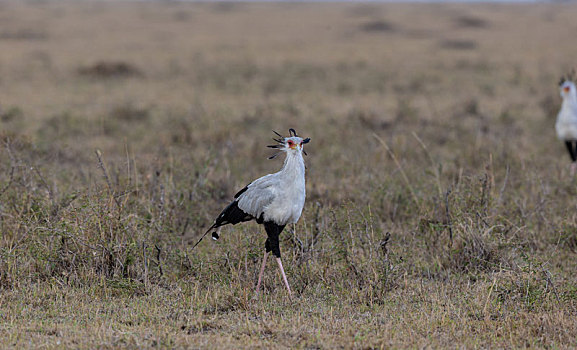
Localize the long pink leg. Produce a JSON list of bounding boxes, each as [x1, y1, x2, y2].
[[254, 250, 269, 295], [275, 257, 292, 297]]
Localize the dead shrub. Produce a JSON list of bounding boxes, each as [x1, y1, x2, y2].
[[0, 106, 23, 122], [77, 61, 143, 79], [446, 230, 502, 273], [454, 15, 489, 29], [359, 20, 396, 33], [110, 104, 150, 122], [0, 29, 47, 41], [440, 39, 477, 50]]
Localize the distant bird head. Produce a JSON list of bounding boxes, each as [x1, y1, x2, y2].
[[559, 70, 577, 98], [267, 128, 310, 159]]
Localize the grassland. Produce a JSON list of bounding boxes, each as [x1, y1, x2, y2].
[[0, 1, 577, 348]]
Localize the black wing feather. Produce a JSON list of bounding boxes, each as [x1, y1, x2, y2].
[[234, 185, 249, 199], [191, 186, 254, 252], [214, 200, 254, 228]]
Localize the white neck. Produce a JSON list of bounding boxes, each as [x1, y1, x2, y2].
[[279, 150, 305, 180], [562, 89, 577, 109], [565, 97, 577, 108]]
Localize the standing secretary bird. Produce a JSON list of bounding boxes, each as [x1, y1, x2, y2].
[[556, 71, 577, 175], [194, 128, 310, 297]]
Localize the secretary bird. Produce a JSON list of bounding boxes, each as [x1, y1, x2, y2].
[[556, 71, 577, 175], [194, 128, 310, 297]]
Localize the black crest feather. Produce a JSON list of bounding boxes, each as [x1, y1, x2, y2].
[[268, 128, 310, 159], [560, 69, 576, 86]]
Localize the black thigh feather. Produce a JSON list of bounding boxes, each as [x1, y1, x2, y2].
[[565, 141, 577, 162], [264, 221, 286, 258]]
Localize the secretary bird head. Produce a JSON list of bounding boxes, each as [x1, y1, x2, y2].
[[267, 128, 310, 159], [559, 70, 577, 99]]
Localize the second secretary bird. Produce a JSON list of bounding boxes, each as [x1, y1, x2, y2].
[[556, 72, 577, 175], [195, 128, 310, 297]]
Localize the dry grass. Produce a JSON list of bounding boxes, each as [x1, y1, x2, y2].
[[0, 1, 577, 348]]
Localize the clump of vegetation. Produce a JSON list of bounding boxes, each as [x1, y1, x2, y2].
[[359, 20, 396, 33], [77, 61, 143, 79], [0, 29, 47, 41], [0, 106, 23, 122], [454, 15, 489, 29], [439, 39, 478, 50]]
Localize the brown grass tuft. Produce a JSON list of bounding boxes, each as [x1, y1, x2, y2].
[[77, 61, 143, 79]]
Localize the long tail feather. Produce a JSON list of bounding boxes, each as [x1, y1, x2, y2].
[[193, 200, 254, 251], [191, 225, 214, 251]]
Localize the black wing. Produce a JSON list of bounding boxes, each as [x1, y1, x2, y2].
[[191, 186, 254, 251], [212, 199, 254, 229], [234, 185, 249, 199]]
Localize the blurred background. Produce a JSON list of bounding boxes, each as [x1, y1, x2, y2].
[[1, 1, 577, 348]]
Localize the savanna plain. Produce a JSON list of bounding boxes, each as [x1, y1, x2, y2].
[[0, 1, 576, 348]]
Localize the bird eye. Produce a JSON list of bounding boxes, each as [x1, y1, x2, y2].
[[287, 140, 294, 146]]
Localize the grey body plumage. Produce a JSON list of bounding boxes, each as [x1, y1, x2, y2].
[[194, 129, 310, 297]]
